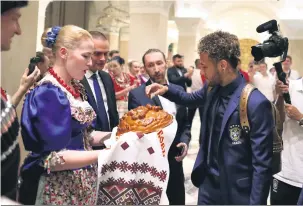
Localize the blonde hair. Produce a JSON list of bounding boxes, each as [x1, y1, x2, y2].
[[41, 27, 51, 46], [41, 25, 92, 53]]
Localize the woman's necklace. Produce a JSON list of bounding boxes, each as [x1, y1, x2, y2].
[[49, 68, 80, 98]]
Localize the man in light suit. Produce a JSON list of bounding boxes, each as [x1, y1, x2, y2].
[[81, 31, 119, 138], [128, 49, 191, 205], [146, 31, 274, 205]]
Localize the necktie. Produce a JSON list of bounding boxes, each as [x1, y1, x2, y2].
[[91, 73, 110, 131]]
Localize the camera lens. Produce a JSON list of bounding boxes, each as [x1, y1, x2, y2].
[[251, 45, 264, 61]]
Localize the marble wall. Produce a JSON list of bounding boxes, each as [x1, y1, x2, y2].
[[288, 40, 303, 76]]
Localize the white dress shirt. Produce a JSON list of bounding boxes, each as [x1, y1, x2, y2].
[[286, 69, 301, 80], [253, 73, 275, 102], [85, 70, 110, 123], [274, 78, 303, 188]]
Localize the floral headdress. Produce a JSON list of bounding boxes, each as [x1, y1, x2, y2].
[[45, 26, 61, 48]]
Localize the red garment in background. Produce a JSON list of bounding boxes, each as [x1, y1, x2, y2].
[[111, 72, 136, 101], [240, 69, 250, 82], [201, 74, 206, 85]]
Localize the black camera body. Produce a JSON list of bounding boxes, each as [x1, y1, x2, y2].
[[251, 34, 289, 62], [251, 19, 291, 104]]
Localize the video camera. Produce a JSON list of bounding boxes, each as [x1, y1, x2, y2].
[[251, 19, 291, 104]]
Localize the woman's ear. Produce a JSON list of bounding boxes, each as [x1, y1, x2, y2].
[[59, 47, 68, 60]]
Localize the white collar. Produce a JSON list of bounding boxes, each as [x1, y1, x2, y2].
[[85, 70, 98, 79], [292, 78, 303, 92], [150, 79, 169, 85]]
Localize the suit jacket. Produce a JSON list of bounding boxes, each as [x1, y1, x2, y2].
[[298, 187, 303, 205], [81, 70, 119, 131], [162, 76, 274, 205], [167, 66, 192, 91], [128, 80, 191, 148]]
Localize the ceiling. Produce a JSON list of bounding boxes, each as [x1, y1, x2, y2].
[[91, 0, 303, 40], [174, 0, 303, 40]]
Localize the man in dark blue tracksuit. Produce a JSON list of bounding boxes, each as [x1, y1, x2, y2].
[[146, 31, 274, 205]]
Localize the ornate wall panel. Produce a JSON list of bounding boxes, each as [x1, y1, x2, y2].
[[239, 39, 259, 70]]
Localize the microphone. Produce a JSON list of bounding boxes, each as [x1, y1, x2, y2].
[[256, 20, 278, 33]]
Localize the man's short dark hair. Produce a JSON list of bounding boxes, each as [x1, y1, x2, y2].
[[109, 50, 119, 58], [110, 56, 125, 65], [286, 55, 292, 62], [89, 31, 107, 40], [142, 49, 166, 66], [172, 54, 183, 61], [1, 1, 28, 14], [195, 59, 200, 67], [197, 31, 241, 69]]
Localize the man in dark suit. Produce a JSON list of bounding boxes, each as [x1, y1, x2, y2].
[[167, 54, 193, 91], [81, 31, 119, 136], [146, 31, 274, 205], [128, 49, 191, 205], [298, 187, 303, 205]]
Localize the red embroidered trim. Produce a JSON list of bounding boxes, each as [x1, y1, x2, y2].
[[100, 161, 167, 182], [99, 177, 163, 193], [157, 130, 165, 157], [1, 87, 7, 101], [97, 178, 163, 205]]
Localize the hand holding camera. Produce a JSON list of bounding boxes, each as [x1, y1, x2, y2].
[[275, 79, 289, 96]]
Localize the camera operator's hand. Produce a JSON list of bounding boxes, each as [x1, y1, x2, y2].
[[11, 67, 40, 107], [275, 79, 289, 96], [285, 104, 303, 121]]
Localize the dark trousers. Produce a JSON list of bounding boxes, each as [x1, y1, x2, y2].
[[1, 146, 20, 201], [270, 177, 302, 205], [188, 107, 200, 130], [166, 146, 185, 205], [18, 171, 40, 205], [198, 174, 222, 205]]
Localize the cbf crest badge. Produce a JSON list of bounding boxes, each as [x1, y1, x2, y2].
[[229, 125, 242, 145]]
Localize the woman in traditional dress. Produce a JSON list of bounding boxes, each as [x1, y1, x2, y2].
[[107, 57, 138, 117], [128, 60, 142, 85], [18, 25, 109, 205]]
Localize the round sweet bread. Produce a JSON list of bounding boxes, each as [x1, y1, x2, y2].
[[116, 104, 173, 136]]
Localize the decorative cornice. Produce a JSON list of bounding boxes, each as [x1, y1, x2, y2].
[[174, 17, 204, 36], [96, 1, 129, 34]]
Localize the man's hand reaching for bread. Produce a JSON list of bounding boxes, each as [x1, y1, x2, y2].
[[145, 83, 168, 99]]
